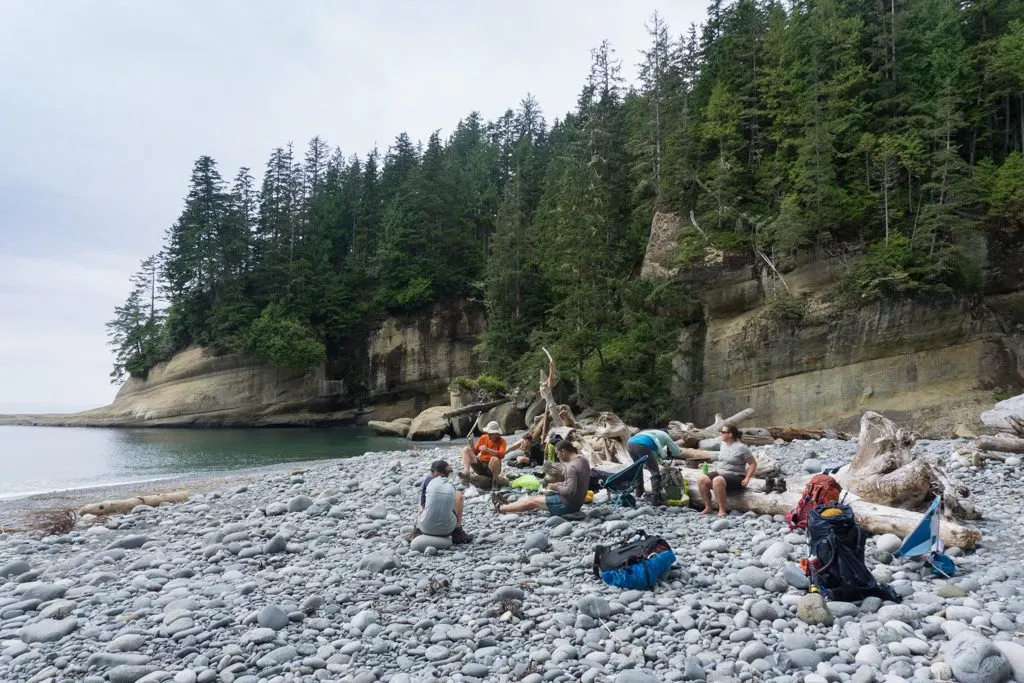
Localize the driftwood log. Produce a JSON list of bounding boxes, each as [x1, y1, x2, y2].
[[837, 412, 978, 522], [975, 434, 1024, 454], [442, 398, 509, 420], [79, 491, 189, 517], [677, 469, 981, 549], [767, 426, 831, 441], [668, 409, 756, 448]]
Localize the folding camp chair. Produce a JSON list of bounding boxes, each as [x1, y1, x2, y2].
[[894, 495, 955, 578], [601, 455, 648, 509]]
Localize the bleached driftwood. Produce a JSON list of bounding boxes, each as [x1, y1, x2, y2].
[[975, 434, 1024, 455], [677, 469, 981, 549], [79, 491, 189, 517], [837, 412, 978, 522]]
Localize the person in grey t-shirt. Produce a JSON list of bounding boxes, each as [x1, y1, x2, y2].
[[697, 423, 757, 517], [492, 441, 590, 517], [412, 460, 473, 544]]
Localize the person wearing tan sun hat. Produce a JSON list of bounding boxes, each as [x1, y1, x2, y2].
[[460, 420, 507, 489]]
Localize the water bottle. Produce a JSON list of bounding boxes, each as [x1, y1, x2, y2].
[[700, 462, 709, 475]]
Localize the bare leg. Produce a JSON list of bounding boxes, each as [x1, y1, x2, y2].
[[498, 495, 548, 515], [712, 477, 729, 517], [460, 446, 476, 472], [453, 490, 464, 527], [488, 456, 501, 481], [697, 474, 713, 514]]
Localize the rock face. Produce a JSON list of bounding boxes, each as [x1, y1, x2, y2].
[[4, 301, 484, 428], [642, 212, 1024, 433]]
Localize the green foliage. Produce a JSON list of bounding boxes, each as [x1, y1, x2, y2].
[[760, 291, 807, 322], [245, 304, 326, 372], [839, 232, 976, 302], [449, 374, 509, 399]]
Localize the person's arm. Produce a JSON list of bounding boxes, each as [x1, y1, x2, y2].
[[494, 438, 507, 459], [742, 452, 758, 486], [419, 477, 430, 511], [665, 437, 682, 459]]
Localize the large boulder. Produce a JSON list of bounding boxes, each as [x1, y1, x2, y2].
[[942, 631, 1012, 683], [408, 406, 451, 441], [474, 402, 525, 435], [981, 394, 1024, 431], [367, 420, 409, 438]]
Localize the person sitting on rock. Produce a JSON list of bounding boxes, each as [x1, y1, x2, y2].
[[492, 440, 590, 517], [626, 428, 682, 506], [461, 421, 507, 487], [507, 433, 544, 468], [697, 423, 757, 517], [412, 460, 472, 544]]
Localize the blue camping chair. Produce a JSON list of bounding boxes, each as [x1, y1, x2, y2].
[[894, 495, 955, 578], [601, 456, 648, 509]]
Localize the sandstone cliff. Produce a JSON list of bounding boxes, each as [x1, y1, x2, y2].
[[644, 211, 1024, 434], [4, 302, 484, 428]]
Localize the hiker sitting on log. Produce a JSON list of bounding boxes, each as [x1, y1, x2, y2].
[[461, 421, 507, 487], [492, 440, 590, 517], [698, 422, 757, 517], [412, 460, 473, 544], [507, 433, 544, 468], [626, 429, 682, 506]]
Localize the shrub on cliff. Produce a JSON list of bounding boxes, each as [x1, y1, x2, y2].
[[246, 304, 326, 372], [839, 233, 978, 302]]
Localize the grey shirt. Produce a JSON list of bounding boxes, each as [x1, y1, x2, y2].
[[716, 441, 755, 478], [418, 476, 457, 536], [551, 456, 591, 513]]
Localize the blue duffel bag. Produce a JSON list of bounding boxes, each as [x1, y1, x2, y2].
[[592, 530, 676, 590]]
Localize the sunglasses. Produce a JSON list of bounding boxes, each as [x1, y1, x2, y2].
[[720, 430, 731, 434]]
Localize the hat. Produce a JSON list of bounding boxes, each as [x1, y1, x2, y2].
[[430, 460, 452, 475], [484, 421, 502, 435], [548, 431, 562, 443]]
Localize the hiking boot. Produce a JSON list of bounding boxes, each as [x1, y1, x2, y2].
[[774, 478, 788, 493], [451, 526, 473, 545], [761, 476, 776, 494], [641, 492, 666, 507]]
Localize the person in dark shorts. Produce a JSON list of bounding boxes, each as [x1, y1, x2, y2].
[[491, 441, 589, 517], [411, 460, 473, 544], [507, 433, 544, 467], [697, 422, 757, 517]]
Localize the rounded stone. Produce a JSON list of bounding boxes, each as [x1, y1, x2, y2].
[[410, 535, 452, 552], [257, 605, 289, 631]]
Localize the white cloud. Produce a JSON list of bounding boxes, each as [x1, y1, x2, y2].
[[0, 0, 708, 408]]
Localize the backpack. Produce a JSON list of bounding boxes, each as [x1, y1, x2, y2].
[[662, 464, 684, 501], [787, 474, 842, 531], [806, 504, 901, 603], [593, 530, 676, 590]]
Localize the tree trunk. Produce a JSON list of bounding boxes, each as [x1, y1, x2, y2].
[[838, 411, 978, 522], [442, 398, 509, 420], [675, 469, 980, 549], [79, 491, 189, 517], [975, 434, 1024, 454]]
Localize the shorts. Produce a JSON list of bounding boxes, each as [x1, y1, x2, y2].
[[707, 471, 745, 493], [471, 461, 493, 476], [545, 493, 569, 517]]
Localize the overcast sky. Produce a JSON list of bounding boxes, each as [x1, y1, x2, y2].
[[0, 0, 706, 413]]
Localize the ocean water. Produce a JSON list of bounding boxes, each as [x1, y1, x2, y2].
[[0, 425, 416, 500]]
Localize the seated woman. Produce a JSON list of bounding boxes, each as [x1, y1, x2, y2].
[[697, 423, 756, 517], [507, 433, 544, 468]]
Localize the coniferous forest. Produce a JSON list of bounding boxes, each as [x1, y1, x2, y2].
[[108, 1, 1024, 423]]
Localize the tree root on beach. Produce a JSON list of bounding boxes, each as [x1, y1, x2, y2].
[[27, 508, 78, 535]]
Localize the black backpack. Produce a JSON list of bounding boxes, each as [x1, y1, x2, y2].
[[807, 504, 901, 603], [593, 530, 676, 590]]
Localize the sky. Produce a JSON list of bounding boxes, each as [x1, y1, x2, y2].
[[0, 0, 707, 413]]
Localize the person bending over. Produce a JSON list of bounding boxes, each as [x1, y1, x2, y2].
[[460, 421, 506, 488], [626, 428, 682, 506], [412, 460, 472, 544], [492, 440, 590, 517], [697, 423, 757, 517], [507, 433, 544, 468]]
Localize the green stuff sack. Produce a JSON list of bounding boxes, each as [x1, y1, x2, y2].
[[510, 474, 542, 492]]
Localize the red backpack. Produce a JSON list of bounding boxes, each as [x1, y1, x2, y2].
[[786, 474, 842, 531]]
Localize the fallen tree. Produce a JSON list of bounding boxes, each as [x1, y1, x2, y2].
[[79, 491, 189, 517], [974, 434, 1024, 455], [676, 469, 980, 549], [837, 412, 978, 522]]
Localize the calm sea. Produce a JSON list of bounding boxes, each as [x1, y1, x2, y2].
[[0, 425, 418, 500]]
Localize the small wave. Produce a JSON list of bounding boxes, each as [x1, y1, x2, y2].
[[0, 475, 181, 502]]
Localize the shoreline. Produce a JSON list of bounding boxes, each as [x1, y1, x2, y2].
[[0, 439, 1020, 683]]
